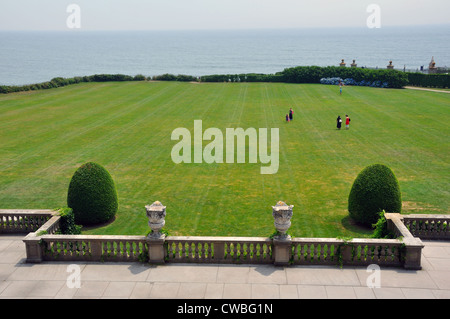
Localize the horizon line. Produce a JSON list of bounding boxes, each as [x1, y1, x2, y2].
[[1, 23, 450, 32]]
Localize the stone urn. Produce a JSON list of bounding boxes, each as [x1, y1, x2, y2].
[[145, 201, 166, 239], [272, 201, 294, 239]]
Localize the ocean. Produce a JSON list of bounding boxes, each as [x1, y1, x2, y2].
[[0, 25, 449, 86]]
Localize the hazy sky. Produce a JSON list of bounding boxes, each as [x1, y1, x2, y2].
[[1, 0, 449, 31]]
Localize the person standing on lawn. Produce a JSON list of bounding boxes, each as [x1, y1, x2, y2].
[[337, 115, 342, 130]]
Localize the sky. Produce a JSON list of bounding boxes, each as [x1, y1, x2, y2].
[[0, 0, 449, 31]]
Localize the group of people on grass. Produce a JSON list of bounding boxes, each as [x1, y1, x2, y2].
[[336, 115, 351, 130], [284, 107, 351, 130], [286, 83, 351, 129], [285, 108, 294, 123]]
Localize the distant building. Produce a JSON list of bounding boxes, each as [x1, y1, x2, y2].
[[387, 61, 394, 70], [340, 59, 346, 67], [351, 60, 357, 68], [429, 57, 437, 74]]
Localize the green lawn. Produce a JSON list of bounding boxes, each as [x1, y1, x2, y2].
[[0, 81, 448, 238]]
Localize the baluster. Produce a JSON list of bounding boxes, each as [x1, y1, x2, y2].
[[180, 242, 186, 259], [322, 244, 328, 262], [379, 245, 386, 262], [209, 242, 213, 260], [194, 242, 199, 260], [295, 243, 300, 262], [314, 244, 320, 262], [173, 242, 180, 259], [200, 242, 206, 260]]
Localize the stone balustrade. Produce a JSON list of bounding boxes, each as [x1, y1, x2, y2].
[[0, 209, 55, 233], [1, 206, 448, 270], [403, 214, 450, 239]]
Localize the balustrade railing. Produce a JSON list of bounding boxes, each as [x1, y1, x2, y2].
[[0, 210, 54, 233], [290, 238, 403, 267], [39, 235, 148, 262], [1, 208, 448, 270], [403, 214, 450, 239], [165, 236, 273, 264]]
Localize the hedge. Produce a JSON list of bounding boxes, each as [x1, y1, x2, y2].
[[281, 66, 408, 88], [0, 74, 147, 94], [152, 74, 199, 82], [407, 73, 450, 88], [1, 65, 416, 95], [67, 162, 118, 226], [348, 164, 402, 227], [200, 66, 408, 88]]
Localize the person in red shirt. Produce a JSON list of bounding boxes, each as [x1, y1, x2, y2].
[[345, 115, 351, 129]]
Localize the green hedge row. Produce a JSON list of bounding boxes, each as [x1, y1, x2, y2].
[[152, 73, 199, 82], [5, 66, 444, 94], [200, 73, 284, 83], [407, 73, 450, 88], [0, 74, 147, 94], [201, 66, 409, 88]]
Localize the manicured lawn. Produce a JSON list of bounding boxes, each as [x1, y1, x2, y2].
[[0, 81, 448, 238]]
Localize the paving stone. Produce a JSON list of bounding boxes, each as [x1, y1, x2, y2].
[[222, 283, 252, 299], [148, 282, 180, 299], [103, 281, 137, 298], [73, 281, 109, 298], [130, 282, 153, 299], [251, 284, 280, 299], [81, 263, 150, 282], [147, 264, 218, 283], [286, 266, 360, 286], [176, 282, 207, 299], [325, 286, 357, 299], [204, 283, 224, 299], [297, 285, 327, 299], [216, 265, 250, 284]]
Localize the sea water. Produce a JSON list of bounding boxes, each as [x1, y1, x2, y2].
[[0, 25, 449, 85]]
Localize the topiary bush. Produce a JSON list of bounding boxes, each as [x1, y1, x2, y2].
[[348, 164, 402, 227], [67, 162, 118, 225]]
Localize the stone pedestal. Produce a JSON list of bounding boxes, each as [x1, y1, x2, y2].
[[23, 233, 42, 263], [146, 237, 166, 264], [273, 237, 292, 266]]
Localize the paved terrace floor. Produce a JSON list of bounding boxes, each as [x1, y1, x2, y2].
[[1, 234, 449, 299]]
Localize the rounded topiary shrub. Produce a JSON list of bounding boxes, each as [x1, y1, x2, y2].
[[67, 162, 118, 225], [348, 164, 402, 227]]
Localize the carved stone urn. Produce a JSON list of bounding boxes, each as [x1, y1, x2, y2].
[[145, 201, 166, 239], [272, 201, 294, 239]]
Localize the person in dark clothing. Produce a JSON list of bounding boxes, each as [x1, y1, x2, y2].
[[286, 114, 290, 123], [289, 108, 294, 121], [337, 116, 342, 130]]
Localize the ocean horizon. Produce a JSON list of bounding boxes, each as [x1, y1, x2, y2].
[[1, 24, 449, 86]]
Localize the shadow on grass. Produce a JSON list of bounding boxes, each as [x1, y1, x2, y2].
[[79, 215, 117, 233], [340, 215, 373, 237]]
